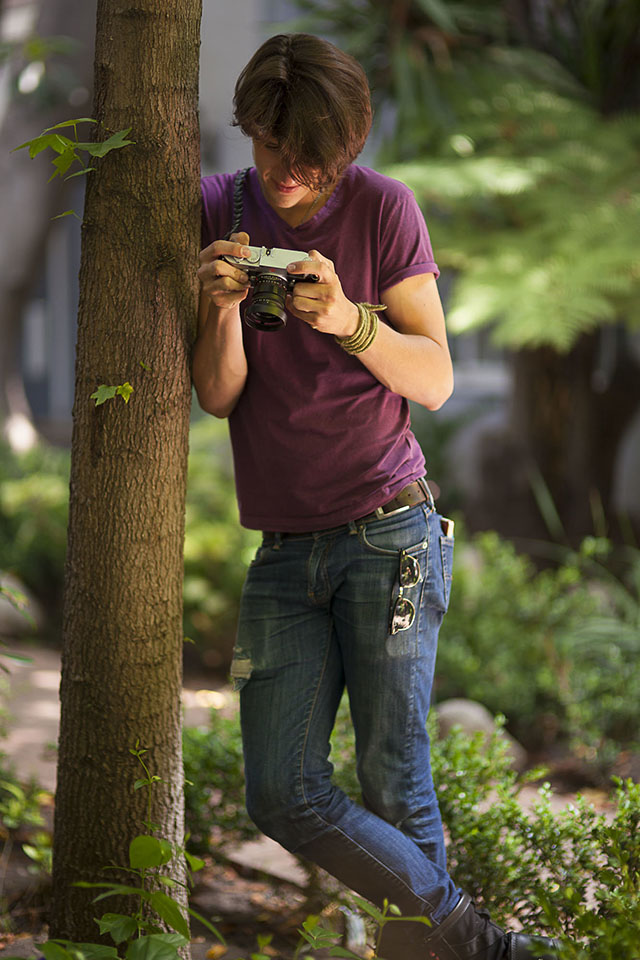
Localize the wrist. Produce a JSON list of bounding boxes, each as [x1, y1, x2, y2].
[[337, 302, 359, 339]]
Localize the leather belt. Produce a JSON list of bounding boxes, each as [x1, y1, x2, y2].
[[263, 479, 433, 540], [355, 478, 431, 523]]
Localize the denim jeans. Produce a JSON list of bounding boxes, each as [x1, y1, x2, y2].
[[231, 499, 461, 938]]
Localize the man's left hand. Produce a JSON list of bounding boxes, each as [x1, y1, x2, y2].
[[286, 250, 359, 338]]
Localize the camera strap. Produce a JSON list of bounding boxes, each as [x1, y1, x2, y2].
[[224, 166, 251, 240]]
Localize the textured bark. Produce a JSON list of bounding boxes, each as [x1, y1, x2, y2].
[[465, 330, 640, 545], [50, 0, 201, 942]]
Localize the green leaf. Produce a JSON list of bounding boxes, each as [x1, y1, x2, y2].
[[96, 913, 140, 945], [90, 385, 117, 405], [43, 118, 96, 132], [65, 166, 96, 180], [116, 382, 134, 403], [90, 382, 133, 406], [75, 882, 151, 903], [37, 942, 72, 960], [185, 850, 205, 872], [84, 128, 135, 158], [129, 835, 173, 869], [52, 209, 81, 221], [349, 894, 385, 924], [125, 935, 181, 960], [148, 891, 190, 940], [187, 906, 225, 942]]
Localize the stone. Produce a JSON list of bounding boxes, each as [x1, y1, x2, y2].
[[435, 698, 528, 772]]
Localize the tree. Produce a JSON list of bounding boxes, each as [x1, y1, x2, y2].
[[293, 0, 640, 543], [49, 0, 201, 941]]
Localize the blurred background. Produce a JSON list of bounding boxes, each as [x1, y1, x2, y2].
[[1, 0, 640, 784]]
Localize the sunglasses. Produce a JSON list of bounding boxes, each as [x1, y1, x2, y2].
[[389, 551, 421, 635]]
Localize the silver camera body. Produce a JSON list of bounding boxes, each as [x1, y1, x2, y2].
[[221, 245, 318, 331]]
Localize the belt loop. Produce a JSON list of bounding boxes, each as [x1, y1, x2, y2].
[[273, 532, 283, 549], [419, 477, 436, 512]]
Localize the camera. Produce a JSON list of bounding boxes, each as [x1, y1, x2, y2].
[[221, 245, 318, 331]]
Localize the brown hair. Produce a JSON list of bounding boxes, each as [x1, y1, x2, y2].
[[232, 33, 373, 189]]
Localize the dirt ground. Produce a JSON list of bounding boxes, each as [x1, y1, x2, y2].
[[0, 643, 619, 959]]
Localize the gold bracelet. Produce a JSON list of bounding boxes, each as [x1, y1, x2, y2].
[[335, 303, 387, 355]]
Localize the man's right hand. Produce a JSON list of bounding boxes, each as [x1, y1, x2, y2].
[[197, 231, 252, 310]]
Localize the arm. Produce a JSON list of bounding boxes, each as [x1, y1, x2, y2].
[[287, 253, 453, 411], [192, 232, 251, 419]]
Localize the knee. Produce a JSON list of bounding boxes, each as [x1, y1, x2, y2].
[[245, 776, 307, 849]]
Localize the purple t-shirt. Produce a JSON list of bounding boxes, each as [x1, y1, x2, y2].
[[201, 164, 439, 531]]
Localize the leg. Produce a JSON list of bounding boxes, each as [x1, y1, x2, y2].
[[234, 528, 460, 920]]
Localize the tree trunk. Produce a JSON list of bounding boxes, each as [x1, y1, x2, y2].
[[50, 0, 201, 942], [467, 329, 640, 546]]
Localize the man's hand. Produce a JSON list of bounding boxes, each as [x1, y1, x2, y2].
[[197, 231, 252, 311], [286, 249, 359, 338]]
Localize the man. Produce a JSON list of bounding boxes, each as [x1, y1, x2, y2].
[[193, 32, 563, 960]]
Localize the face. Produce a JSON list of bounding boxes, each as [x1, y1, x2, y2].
[[252, 140, 319, 214]]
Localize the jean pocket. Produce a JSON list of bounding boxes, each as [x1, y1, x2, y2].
[[358, 504, 430, 557]]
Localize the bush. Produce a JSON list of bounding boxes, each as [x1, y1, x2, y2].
[[182, 417, 260, 666], [183, 702, 640, 956], [0, 441, 69, 620], [437, 532, 640, 768]]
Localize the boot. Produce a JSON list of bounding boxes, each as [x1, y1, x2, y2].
[[378, 892, 562, 960]]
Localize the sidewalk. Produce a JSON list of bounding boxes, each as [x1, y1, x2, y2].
[[2, 643, 306, 886]]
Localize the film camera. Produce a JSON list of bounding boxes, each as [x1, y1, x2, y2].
[[221, 245, 318, 331]]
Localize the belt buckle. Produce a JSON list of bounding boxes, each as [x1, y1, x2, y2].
[[373, 502, 411, 521]]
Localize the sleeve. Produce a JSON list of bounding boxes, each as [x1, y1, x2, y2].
[[378, 183, 439, 293], [200, 174, 234, 250]]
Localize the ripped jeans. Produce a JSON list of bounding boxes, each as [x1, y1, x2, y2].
[[231, 502, 461, 927]]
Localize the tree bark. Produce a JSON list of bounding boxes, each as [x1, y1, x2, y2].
[[466, 329, 640, 546], [50, 0, 201, 942]]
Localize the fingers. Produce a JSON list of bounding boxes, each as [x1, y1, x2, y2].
[[198, 232, 253, 306]]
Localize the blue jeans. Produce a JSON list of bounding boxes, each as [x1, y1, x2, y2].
[[231, 500, 461, 934]]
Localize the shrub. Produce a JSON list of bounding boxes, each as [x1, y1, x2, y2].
[[183, 702, 640, 956], [437, 532, 640, 768], [182, 417, 260, 665], [0, 441, 69, 620]]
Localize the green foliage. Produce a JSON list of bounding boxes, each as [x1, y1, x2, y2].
[[291, 0, 640, 351], [432, 723, 640, 959], [438, 532, 640, 765], [0, 441, 69, 617], [0, 424, 257, 659], [183, 417, 260, 660], [34, 744, 221, 960], [90, 382, 134, 406], [183, 705, 640, 956], [14, 118, 134, 183], [1, 775, 52, 928], [182, 711, 255, 852], [385, 86, 640, 351]]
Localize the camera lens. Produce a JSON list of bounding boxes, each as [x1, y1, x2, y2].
[[244, 273, 288, 331]]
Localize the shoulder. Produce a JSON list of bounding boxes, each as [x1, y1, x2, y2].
[[201, 171, 236, 205], [345, 165, 417, 207]]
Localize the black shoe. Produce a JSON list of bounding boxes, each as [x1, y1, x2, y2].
[[506, 932, 561, 960], [377, 892, 561, 960]]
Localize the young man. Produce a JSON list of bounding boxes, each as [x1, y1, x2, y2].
[[194, 33, 563, 960]]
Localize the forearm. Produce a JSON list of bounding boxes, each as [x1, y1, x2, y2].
[[192, 303, 248, 418], [355, 318, 454, 410]]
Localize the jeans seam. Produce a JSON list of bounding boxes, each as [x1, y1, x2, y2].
[[298, 617, 335, 812], [294, 818, 438, 917]]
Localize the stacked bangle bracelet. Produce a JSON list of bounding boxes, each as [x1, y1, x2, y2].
[[335, 302, 387, 355]]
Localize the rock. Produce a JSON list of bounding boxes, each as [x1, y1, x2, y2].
[[435, 698, 528, 772]]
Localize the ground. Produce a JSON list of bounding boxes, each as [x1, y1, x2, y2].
[[0, 643, 618, 959]]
